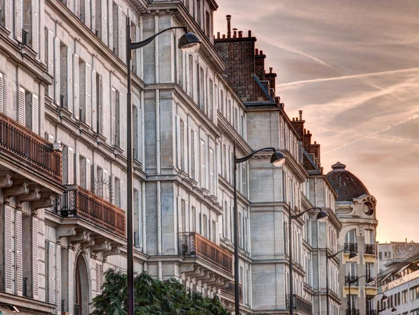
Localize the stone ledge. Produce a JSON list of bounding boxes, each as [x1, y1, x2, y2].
[[0, 291, 56, 314]]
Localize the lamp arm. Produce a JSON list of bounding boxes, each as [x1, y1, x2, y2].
[[327, 249, 345, 260], [130, 26, 187, 50], [291, 207, 322, 220], [236, 147, 276, 164]]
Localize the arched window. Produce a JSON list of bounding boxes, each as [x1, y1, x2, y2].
[[75, 255, 90, 315]]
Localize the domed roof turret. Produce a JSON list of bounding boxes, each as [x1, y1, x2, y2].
[[326, 162, 370, 202]]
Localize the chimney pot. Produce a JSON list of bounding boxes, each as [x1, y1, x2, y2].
[[255, 48, 259, 55], [299, 110, 303, 121], [217, 32, 220, 39], [314, 141, 317, 144], [260, 50, 263, 55], [239, 31, 243, 38], [233, 28, 237, 38], [222, 34, 226, 39], [269, 67, 273, 73], [226, 15, 232, 38], [248, 30, 252, 37]]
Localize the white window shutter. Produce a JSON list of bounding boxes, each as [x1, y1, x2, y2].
[[119, 8, 125, 60], [108, 1, 113, 50], [135, 25, 140, 77], [55, 244, 61, 313], [15, 210, 23, 296], [0, 73, 3, 113], [5, 0, 12, 31], [85, 63, 92, 126], [15, 0, 22, 42], [47, 30, 54, 99], [68, 147, 74, 184], [54, 37, 61, 104], [85, 0, 91, 29], [75, 151, 80, 185], [18, 87, 26, 126], [86, 158, 91, 190], [32, 216, 39, 300], [67, 46, 74, 113], [48, 242, 56, 303], [91, 70, 97, 131], [111, 88, 116, 145], [194, 131, 198, 181], [96, 262, 103, 292], [32, 0, 39, 53], [68, 248, 74, 315], [91, 0, 95, 33], [73, 54, 79, 120], [120, 91, 125, 151], [4, 206, 13, 293], [110, 174, 115, 204], [101, 0, 107, 45], [183, 124, 188, 172], [176, 115, 181, 169], [103, 169, 108, 200], [32, 94, 39, 134], [120, 179, 124, 209], [92, 163, 97, 193]]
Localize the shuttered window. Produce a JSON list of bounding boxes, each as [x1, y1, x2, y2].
[[112, 2, 118, 55], [21, 0, 38, 52], [94, 0, 102, 38], [0, 72, 3, 113]]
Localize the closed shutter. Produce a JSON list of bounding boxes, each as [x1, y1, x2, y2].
[[119, 9, 125, 60], [18, 87, 26, 126], [91, 0, 95, 33], [66, 0, 73, 13], [194, 131, 198, 181], [184, 124, 188, 172], [101, 0, 107, 45], [135, 25, 141, 77], [110, 174, 115, 204], [48, 134, 54, 144], [54, 37, 60, 104], [68, 147, 74, 184], [111, 88, 116, 145], [176, 115, 180, 169], [47, 30, 54, 98], [92, 163, 97, 193], [67, 46, 74, 113], [85, 158, 91, 190], [56, 244, 61, 313], [32, 216, 39, 300], [48, 242, 56, 303], [15, 210, 23, 296], [0, 73, 3, 112], [4, 205, 13, 293], [108, 1, 113, 51], [73, 54, 79, 120], [32, 0, 39, 53], [85, 0, 91, 29], [68, 248, 74, 315], [85, 63, 92, 126], [120, 179, 124, 209], [5, 0, 12, 31], [15, 0, 22, 42], [32, 94, 39, 134], [91, 70, 97, 131], [120, 91, 125, 151], [103, 169, 108, 200], [95, 262, 103, 292], [75, 152, 80, 185]]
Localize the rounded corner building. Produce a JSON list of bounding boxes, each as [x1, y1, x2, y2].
[[327, 162, 378, 315]]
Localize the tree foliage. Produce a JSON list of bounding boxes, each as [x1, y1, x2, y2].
[[91, 269, 231, 315]]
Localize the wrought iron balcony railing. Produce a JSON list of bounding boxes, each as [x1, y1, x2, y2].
[[0, 112, 62, 184], [286, 294, 313, 315], [221, 281, 242, 301], [344, 242, 358, 253], [345, 275, 359, 286], [365, 244, 376, 255], [345, 309, 360, 315], [179, 232, 233, 274], [368, 310, 377, 315], [54, 185, 126, 238]]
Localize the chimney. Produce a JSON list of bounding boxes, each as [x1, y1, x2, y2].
[[290, 110, 305, 140], [233, 28, 237, 38], [255, 49, 266, 80], [239, 31, 243, 38], [265, 66, 277, 97], [248, 30, 252, 37], [226, 15, 232, 38], [299, 110, 303, 121], [217, 32, 220, 39]]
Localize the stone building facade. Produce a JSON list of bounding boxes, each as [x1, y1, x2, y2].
[[327, 162, 379, 315], [378, 241, 419, 273], [0, 1, 376, 315]]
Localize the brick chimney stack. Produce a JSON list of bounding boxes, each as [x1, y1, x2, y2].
[[290, 110, 305, 140], [226, 15, 232, 38], [255, 50, 266, 80], [265, 67, 277, 97]]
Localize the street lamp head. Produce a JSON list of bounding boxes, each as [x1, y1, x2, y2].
[[179, 32, 201, 53], [381, 294, 388, 302], [316, 210, 328, 222], [391, 307, 397, 313], [271, 151, 286, 167], [367, 277, 376, 285], [348, 252, 358, 260]]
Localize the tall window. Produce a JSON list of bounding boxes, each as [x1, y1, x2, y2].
[[197, 0, 201, 26], [366, 263, 375, 281], [180, 119, 185, 170], [200, 139, 206, 188], [114, 177, 121, 207], [95, 0, 102, 38], [205, 11, 210, 37], [190, 130, 195, 179], [203, 214, 208, 238], [208, 79, 213, 120], [134, 189, 141, 247], [191, 207, 196, 232], [188, 55, 193, 98], [365, 229, 374, 244], [209, 148, 214, 195], [112, 2, 118, 55], [0, 0, 5, 27]]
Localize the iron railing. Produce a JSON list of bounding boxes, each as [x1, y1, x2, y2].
[[54, 185, 126, 237], [345, 276, 359, 286], [221, 281, 242, 301], [286, 294, 313, 314], [74, 304, 80, 315], [368, 310, 377, 315], [345, 309, 360, 315], [179, 232, 233, 274], [0, 112, 62, 183], [365, 244, 376, 255], [344, 242, 358, 253]]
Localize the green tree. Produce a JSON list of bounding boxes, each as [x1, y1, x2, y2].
[[91, 269, 231, 315]]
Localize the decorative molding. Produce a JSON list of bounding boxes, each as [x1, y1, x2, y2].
[[16, 188, 41, 205], [0, 174, 13, 188], [57, 226, 77, 238], [32, 193, 55, 210]]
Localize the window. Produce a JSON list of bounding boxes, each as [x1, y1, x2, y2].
[[181, 200, 186, 232], [345, 263, 358, 284], [133, 106, 139, 160], [95, 0, 102, 38], [411, 286, 419, 300], [79, 155, 90, 189], [208, 79, 213, 120], [112, 2, 118, 55], [0, 0, 5, 27], [190, 130, 196, 179], [402, 290, 408, 304], [134, 189, 141, 248], [18, 87, 39, 134], [111, 88, 121, 147], [114, 177, 121, 207], [348, 295, 358, 310], [205, 11, 210, 37], [180, 119, 185, 170], [188, 54, 193, 98], [197, 0, 201, 26], [366, 263, 375, 281], [220, 90, 224, 114], [78, 58, 86, 121], [0, 72, 3, 113], [191, 207, 196, 232], [203, 214, 208, 238], [200, 139, 206, 188], [365, 229, 374, 245], [22, 0, 34, 47], [209, 148, 214, 195], [211, 220, 216, 243]]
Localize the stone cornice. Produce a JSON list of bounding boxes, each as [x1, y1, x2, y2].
[[217, 112, 253, 154]]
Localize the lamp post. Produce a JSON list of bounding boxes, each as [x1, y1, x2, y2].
[[371, 294, 396, 314], [347, 274, 375, 314], [125, 20, 201, 315], [287, 205, 328, 315], [326, 250, 357, 315], [233, 143, 286, 314]]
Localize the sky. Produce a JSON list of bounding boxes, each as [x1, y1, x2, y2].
[[214, 0, 419, 243]]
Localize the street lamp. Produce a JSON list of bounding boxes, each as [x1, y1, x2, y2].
[[326, 250, 357, 315], [125, 20, 201, 315], [347, 275, 375, 314], [234, 144, 286, 314], [367, 293, 391, 314], [288, 205, 328, 315]]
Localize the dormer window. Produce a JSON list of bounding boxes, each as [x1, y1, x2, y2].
[[363, 202, 374, 216]]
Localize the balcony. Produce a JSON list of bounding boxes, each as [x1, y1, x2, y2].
[[345, 309, 360, 315], [345, 276, 359, 286], [0, 112, 62, 188], [365, 244, 376, 255], [286, 294, 313, 315], [221, 281, 242, 301], [344, 242, 358, 253], [54, 185, 126, 238]]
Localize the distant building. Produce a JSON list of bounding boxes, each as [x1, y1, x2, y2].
[[378, 241, 419, 273]]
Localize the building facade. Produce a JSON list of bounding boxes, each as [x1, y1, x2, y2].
[[0, 1, 375, 315], [378, 241, 419, 273], [326, 162, 379, 315]]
